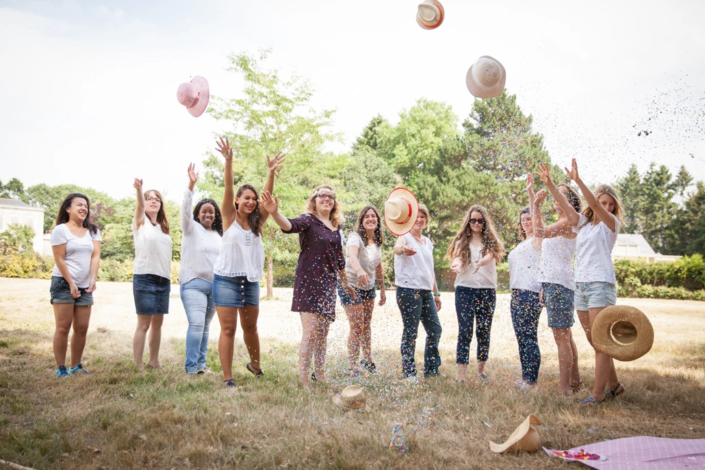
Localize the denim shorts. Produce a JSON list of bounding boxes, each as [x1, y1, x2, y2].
[[337, 282, 376, 307], [213, 274, 260, 308], [574, 281, 617, 311], [542, 282, 574, 328], [133, 274, 171, 315], [50, 276, 94, 306]]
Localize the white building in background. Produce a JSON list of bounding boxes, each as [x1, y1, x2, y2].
[[613, 234, 681, 263], [0, 198, 45, 253]]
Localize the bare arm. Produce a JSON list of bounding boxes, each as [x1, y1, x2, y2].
[[260, 191, 292, 232], [375, 260, 387, 306], [538, 162, 580, 227], [393, 236, 417, 256], [133, 178, 145, 229], [567, 159, 618, 232], [52, 244, 79, 298], [182, 164, 198, 234], [347, 244, 369, 287], [86, 240, 101, 293], [217, 137, 236, 231], [260, 151, 286, 223]]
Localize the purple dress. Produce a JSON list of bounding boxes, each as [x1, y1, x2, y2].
[[282, 214, 345, 321]]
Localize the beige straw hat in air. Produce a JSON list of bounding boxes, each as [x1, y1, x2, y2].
[[416, 0, 445, 30], [466, 56, 506, 99], [489, 415, 542, 453], [332, 385, 367, 410], [592, 305, 654, 361], [384, 187, 419, 236]]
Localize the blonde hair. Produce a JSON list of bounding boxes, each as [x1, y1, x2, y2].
[[445, 205, 505, 265], [582, 184, 624, 227], [304, 185, 344, 228], [418, 204, 431, 225]]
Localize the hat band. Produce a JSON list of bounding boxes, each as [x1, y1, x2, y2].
[[398, 198, 413, 224], [472, 63, 499, 91]]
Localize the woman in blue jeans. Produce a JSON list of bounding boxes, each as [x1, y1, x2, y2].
[[447, 205, 504, 382], [393, 204, 442, 380], [508, 205, 543, 391], [179, 163, 224, 375]]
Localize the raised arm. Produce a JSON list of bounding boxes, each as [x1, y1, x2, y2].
[[538, 163, 581, 227], [182, 163, 198, 234], [217, 137, 236, 231], [133, 178, 145, 229], [260, 190, 292, 232], [260, 151, 286, 223], [86, 239, 101, 293], [566, 159, 618, 232]]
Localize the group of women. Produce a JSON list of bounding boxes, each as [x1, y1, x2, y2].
[[48, 137, 624, 405]]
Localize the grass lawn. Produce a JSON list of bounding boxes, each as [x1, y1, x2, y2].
[[1, 278, 704, 469]]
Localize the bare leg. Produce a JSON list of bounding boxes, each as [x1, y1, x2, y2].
[[345, 304, 364, 372], [69, 306, 92, 368], [569, 332, 581, 387], [313, 315, 331, 381], [552, 327, 574, 395], [457, 364, 468, 381], [146, 314, 164, 368], [216, 306, 238, 381], [133, 314, 153, 369], [589, 307, 618, 399], [239, 306, 261, 370], [477, 361, 486, 376], [53, 304, 75, 368], [360, 299, 375, 363], [299, 312, 317, 392]]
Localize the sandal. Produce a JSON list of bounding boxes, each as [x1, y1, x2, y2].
[[311, 372, 316, 382], [224, 379, 236, 388], [579, 396, 602, 406], [360, 360, 377, 374], [604, 383, 624, 401], [570, 381, 585, 394], [246, 363, 264, 378]]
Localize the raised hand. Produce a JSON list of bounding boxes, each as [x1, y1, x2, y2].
[[216, 137, 233, 161], [535, 189, 547, 204], [538, 162, 553, 186], [187, 163, 199, 190], [133, 178, 143, 190], [260, 190, 279, 214], [526, 173, 535, 193], [266, 151, 287, 175], [564, 158, 580, 182]]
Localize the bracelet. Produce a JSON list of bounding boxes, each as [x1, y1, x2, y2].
[[433, 292, 441, 297]]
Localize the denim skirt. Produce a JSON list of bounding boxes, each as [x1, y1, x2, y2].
[[133, 274, 171, 315], [213, 274, 260, 308]]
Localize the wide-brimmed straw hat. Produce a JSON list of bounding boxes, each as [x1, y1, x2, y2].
[[384, 187, 419, 236], [332, 385, 366, 410], [466, 56, 506, 99], [592, 305, 654, 361], [176, 76, 210, 117], [416, 0, 444, 30], [489, 415, 542, 453]]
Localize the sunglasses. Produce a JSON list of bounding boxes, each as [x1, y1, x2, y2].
[[469, 218, 485, 225]]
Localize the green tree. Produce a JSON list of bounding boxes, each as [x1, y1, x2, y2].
[[674, 181, 705, 255], [615, 164, 643, 234], [352, 115, 387, 153], [26, 184, 115, 232], [0, 178, 29, 203], [0, 224, 35, 255]]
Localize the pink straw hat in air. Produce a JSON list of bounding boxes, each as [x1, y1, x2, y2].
[[176, 76, 210, 117], [416, 0, 445, 30]]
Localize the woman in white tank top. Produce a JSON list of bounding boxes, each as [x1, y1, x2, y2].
[[528, 173, 582, 396]]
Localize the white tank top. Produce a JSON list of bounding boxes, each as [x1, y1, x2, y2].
[[539, 236, 576, 291], [394, 233, 435, 291], [508, 237, 542, 293], [213, 220, 265, 282]]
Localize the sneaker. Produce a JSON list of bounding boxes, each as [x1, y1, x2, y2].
[[187, 370, 199, 376], [224, 379, 236, 388], [360, 360, 377, 374], [55, 366, 69, 378], [197, 367, 213, 375], [68, 363, 92, 376]]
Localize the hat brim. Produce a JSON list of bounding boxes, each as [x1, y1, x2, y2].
[[489, 415, 542, 453], [332, 394, 366, 410], [416, 1, 444, 30], [592, 306, 654, 361], [186, 76, 210, 117], [466, 58, 506, 99], [384, 187, 419, 236]]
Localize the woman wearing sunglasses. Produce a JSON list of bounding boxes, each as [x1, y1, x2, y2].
[[446, 206, 504, 382]]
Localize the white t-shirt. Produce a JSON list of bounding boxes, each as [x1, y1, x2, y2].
[[539, 235, 576, 291], [179, 190, 223, 285], [508, 237, 542, 293], [394, 233, 435, 291], [132, 218, 173, 280], [454, 243, 497, 289], [51, 224, 102, 288], [574, 214, 621, 284], [213, 219, 265, 282], [344, 232, 382, 290]]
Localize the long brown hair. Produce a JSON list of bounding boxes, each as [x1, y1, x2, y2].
[[517, 207, 531, 240], [582, 184, 624, 228], [445, 205, 505, 265], [304, 185, 344, 228], [235, 184, 263, 236], [557, 184, 582, 213], [55, 193, 99, 235], [144, 189, 170, 235], [354, 205, 384, 246]]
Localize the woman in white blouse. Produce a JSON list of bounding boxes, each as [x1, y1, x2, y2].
[[180, 163, 223, 375], [211, 137, 284, 388], [338, 205, 387, 376]]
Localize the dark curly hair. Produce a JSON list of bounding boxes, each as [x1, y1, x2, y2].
[[55, 193, 99, 235], [193, 198, 223, 236]]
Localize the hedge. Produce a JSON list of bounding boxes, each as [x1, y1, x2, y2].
[[614, 254, 705, 291]]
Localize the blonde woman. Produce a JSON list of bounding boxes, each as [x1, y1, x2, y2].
[[447, 205, 504, 382], [262, 185, 357, 392], [539, 159, 624, 405]]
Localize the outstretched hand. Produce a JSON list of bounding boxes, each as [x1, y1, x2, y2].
[[266, 151, 286, 175], [261, 190, 279, 214], [216, 137, 233, 161], [187, 163, 199, 190], [564, 158, 580, 182], [133, 178, 143, 191]]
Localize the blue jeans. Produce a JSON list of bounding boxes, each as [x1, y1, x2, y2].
[[455, 287, 496, 364], [511, 289, 543, 384], [181, 278, 216, 373], [396, 287, 442, 377]]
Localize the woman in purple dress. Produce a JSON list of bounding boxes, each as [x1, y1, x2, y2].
[[262, 185, 358, 392]]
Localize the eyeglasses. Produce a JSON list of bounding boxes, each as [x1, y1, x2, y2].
[[145, 197, 161, 203], [469, 218, 485, 225], [317, 194, 335, 200]]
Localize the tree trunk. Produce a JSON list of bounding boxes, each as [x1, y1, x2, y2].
[[267, 257, 274, 299]]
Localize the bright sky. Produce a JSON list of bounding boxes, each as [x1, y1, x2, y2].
[[1, 0, 704, 202]]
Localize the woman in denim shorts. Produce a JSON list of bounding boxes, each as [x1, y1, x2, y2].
[[539, 160, 625, 405], [131, 179, 173, 370], [211, 137, 285, 388], [49, 193, 102, 377], [337, 205, 387, 377], [529, 173, 582, 395]]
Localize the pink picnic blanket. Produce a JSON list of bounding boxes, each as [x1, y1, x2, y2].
[[544, 436, 705, 469]]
